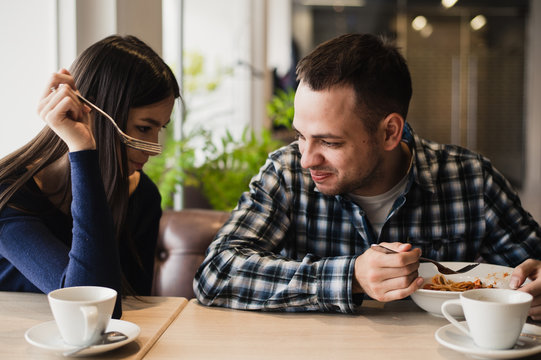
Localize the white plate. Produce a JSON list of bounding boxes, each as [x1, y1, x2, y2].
[[411, 262, 515, 317], [435, 322, 541, 359], [25, 319, 140, 357]]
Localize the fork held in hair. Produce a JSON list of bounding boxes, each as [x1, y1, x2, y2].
[[76, 94, 162, 155]]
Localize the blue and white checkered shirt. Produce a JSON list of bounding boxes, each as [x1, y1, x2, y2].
[[194, 124, 541, 313]]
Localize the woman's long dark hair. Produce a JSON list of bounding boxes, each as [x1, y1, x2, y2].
[[0, 34, 180, 293]]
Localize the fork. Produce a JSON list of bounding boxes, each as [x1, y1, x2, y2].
[[76, 94, 163, 155], [371, 244, 480, 275]]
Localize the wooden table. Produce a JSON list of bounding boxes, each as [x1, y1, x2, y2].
[[3, 292, 540, 359], [144, 299, 538, 360], [0, 292, 187, 360]]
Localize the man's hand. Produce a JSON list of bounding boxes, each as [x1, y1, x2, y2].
[[509, 259, 541, 320], [353, 242, 424, 302]]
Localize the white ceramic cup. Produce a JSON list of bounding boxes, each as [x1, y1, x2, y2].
[[441, 288, 532, 350], [48, 286, 117, 346]]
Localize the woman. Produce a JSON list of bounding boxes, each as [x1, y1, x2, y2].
[[0, 35, 180, 317]]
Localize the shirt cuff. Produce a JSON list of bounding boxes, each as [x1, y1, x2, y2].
[[316, 256, 362, 313]]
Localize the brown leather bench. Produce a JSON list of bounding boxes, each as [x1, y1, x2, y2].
[[152, 209, 230, 298]]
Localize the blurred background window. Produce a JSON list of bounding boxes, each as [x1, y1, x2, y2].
[[0, 0, 58, 158], [1, 0, 539, 216]]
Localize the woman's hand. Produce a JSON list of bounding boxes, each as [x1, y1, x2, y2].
[[37, 69, 96, 152]]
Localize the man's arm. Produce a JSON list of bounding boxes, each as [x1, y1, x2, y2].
[[481, 159, 541, 267], [193, 155, 360, 313], [481, 159, 541, 319]]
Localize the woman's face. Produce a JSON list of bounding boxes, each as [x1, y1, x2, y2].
[[124, 96, 175, 175]]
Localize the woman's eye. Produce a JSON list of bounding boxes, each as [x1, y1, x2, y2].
[[137, 126, 151, 133]]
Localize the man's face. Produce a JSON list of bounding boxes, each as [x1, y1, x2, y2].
[[292, 82, 386, 197]]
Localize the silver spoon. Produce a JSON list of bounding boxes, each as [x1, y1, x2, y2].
[[371, 244, 480, 275], [62, 331, 128, 357]]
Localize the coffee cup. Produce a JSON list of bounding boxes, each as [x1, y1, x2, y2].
[[441, 288, 532, 350], [48, 286, 117, 346]]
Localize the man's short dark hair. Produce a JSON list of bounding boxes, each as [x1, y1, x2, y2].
[[296, 33, 412, 133]]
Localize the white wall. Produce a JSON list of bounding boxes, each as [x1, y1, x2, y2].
[[0, 0, 58, 158], [180, 0, 263, 140], [116, 0, 163, 55], [75, 0, 116, 55]]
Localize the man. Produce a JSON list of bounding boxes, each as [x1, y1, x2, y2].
[[194, 33, 541, 318]]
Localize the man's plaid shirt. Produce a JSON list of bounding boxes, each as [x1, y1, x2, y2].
[[194, 124, 541, 313]]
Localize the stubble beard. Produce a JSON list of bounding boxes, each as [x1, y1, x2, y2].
[[319, 152, 384, 196]]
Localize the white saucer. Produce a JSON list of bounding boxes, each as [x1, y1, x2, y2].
[[435, 322, 541, 359], [25, 319, 140, 357]]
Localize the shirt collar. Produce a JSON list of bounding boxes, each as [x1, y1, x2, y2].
[[403, 123, 437, 195]]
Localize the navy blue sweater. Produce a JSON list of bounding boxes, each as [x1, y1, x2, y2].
[[0, 151, 161, 318]]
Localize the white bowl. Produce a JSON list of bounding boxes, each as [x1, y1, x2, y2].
[[410, 262, 514, 317]]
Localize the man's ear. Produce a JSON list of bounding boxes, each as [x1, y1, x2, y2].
[[381, 113, 405, 151]]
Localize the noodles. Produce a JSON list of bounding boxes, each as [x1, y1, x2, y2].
[[422, 274, 494, 291]]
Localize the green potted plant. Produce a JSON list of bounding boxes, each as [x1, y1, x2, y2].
[[146, 52, 293, 211], [266, 88, 295, 130], [188, 127, 283, 210], [146, 125, 282, 211]]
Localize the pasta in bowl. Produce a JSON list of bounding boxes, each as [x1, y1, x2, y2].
[[410, 262, 513, 317]]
